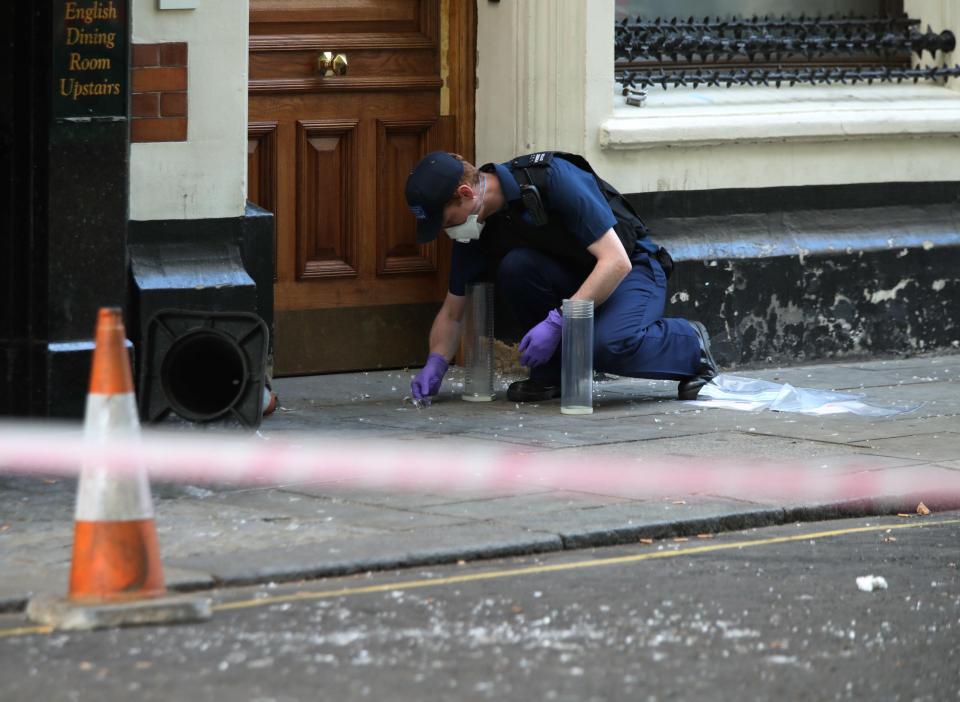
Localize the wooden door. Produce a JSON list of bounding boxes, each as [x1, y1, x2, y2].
[[247, 0, 474, 375]]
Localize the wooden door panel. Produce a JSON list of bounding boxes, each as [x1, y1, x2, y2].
[[249, 0, 473, 374], [251, 92, 438, 121], [250, 75, 442, 95], [376, 119, 435, 276], [375, 116, 457, 276], [296, 120, 359, 279], [250, 0, 429, 34]]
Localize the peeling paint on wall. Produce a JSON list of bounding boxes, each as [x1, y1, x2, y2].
[[867, 279, 912, 304], [662, 247, 960, 368]]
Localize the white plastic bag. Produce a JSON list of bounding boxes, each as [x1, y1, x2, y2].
[[690, 374, 920, 417]]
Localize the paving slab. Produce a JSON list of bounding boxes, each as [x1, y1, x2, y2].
[[204, 487, 476, 532], [153, 498, 388, 560], [737, 356, 958, 389], [259, 417, 412, 439], [822, 382, 960, 417], [417, 490, 636, 521], [167, 523, 564, 586], [464, 420, 705, 449], [743, 412, 960, 445], [847, 432, 960, 463], [281, 483, 555, 510], [272, 367, 519, 410], [543, 430, 885, 461], [0, 475, 76, 522]]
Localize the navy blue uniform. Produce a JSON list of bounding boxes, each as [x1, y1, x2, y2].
[[450, 157, 702, 386]]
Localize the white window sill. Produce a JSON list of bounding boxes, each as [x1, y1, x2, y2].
[[600, 83, 960, 150]]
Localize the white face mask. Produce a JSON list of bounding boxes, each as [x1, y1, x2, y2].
[[445, 176, 486, 243]]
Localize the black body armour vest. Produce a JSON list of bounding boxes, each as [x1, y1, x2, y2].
[[479, 152, 656, 275]]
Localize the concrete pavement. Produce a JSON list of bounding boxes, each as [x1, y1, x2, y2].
[[1, 353, 958, 612]]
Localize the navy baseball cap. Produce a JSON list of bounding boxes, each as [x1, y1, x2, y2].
[[405, 151, 464, 244]]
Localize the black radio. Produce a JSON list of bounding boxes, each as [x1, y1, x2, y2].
[[519, 181, 549, 227]]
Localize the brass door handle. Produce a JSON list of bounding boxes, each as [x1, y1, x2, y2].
[[317, 51, 348, 76]]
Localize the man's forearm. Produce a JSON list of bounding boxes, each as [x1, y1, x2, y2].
[[429, 313, 462, 360], [571, 258, 630, 307], [570, 229, 632, 308]]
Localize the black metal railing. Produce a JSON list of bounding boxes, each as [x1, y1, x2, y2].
[[621, 65, 960, 91], [615, 14, 957, 94]]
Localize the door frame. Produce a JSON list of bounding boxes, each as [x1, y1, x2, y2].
[[445, 0, 477, 163]]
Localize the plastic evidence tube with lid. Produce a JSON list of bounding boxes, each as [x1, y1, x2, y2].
[[561, 298, 594, 414], [461, 282, 495, 402]]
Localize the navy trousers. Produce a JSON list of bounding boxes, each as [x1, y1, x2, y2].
[[496, 248, 702, 385]]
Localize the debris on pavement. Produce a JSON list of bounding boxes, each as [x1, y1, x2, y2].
[[402, 396, 425, 410], [856, 575, 889, 592], [916, 502, 931, 515]]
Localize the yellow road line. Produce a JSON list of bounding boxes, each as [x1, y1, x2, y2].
[[0, 625, 53, 639], [214, 518, 960, 612], [1, 518, 956, 638]]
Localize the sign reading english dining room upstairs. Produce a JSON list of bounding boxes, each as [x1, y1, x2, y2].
[[54, 0, 127, 119]]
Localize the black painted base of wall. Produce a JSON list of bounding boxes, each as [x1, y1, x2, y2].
[[665, 247, 959, 369], [0, 342, 87, 417], [42, 342, 96, 419], [0, 340, 136, 418], [632, 182, 960, 368]]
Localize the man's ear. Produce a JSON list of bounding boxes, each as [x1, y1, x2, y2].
[[456, 184, 474, 199]]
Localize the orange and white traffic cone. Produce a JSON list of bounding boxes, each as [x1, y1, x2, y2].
[[69, 307, 165, 601], [28, 308, 210, 630]]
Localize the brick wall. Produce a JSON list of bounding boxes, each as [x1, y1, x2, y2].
[[131, 43, 188, 143]]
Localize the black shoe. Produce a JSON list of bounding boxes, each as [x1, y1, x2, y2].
[[507, 378, 561, 402], [678, 321, 719, 401]]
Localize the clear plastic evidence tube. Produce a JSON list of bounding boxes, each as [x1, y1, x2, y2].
[[461, 282, 495, 402], [561, 298, 594, 414]]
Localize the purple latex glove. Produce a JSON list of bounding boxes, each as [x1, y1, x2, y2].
[[519, 308, 563, 367], [411, 352, 449, 401]]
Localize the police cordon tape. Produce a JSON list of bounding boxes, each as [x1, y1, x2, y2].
[[2, 421, 960, 503]]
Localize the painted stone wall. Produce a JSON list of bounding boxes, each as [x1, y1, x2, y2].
[[129, 0, 247, 221], [477, 0, 960, 194]]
